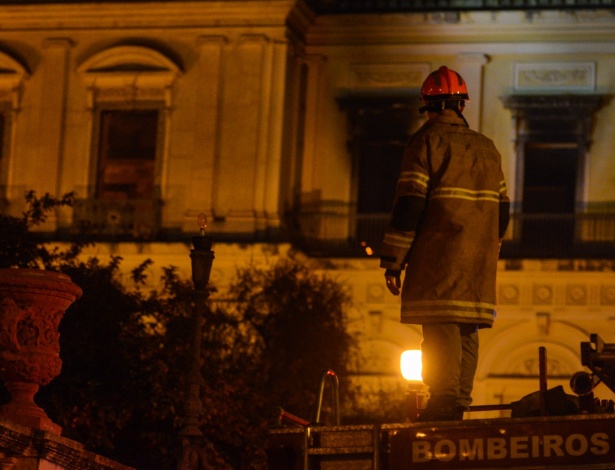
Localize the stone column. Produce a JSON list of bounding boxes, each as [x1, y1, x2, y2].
[[456, 53, 488, 132], [253, 37, 274, 233], [283, 50, 306, 211], [190, 35, 226, 227], [214, 34, 266, 232], [255, 38, 288, 235], [39, 39, 72, 197], [299, 54, 327, 206]]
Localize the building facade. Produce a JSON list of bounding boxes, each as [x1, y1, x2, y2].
[[1, 0, 614, 419]]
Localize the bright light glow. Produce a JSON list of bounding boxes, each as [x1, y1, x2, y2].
[[197, 213, 208, 235], [360, 241, 374, 256], [400, 349, 423, 382]]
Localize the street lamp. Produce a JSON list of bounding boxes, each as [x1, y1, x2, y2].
[[400, 349, 426, 421], [178, 214, 215, 469]]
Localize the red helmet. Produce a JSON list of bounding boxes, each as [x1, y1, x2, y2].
[[420, 66, 469, 102]]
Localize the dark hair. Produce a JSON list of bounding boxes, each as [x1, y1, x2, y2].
[[445, 100, 465, 110]]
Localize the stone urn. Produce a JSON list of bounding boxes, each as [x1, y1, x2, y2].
[[0, 268, 82, 434]]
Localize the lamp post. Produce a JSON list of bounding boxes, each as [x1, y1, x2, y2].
[[178, 214, 215, 470], [400, 349, 425, 421]]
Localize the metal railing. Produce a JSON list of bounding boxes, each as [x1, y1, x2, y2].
[[64, 201, 615, 259], [290, 210, 387, 258], [290, 211, 615, 259], [313, 369, 341, 426], [72, 198, 163, 241]]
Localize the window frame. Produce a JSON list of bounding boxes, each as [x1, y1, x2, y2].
[[90, 102, 166, 201], [501, 94, 608, 258], [74, 45, 181, 239], [77, 45, 181, 200]]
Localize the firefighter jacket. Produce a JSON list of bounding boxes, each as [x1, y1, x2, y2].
[[380, 109, 510, 327]]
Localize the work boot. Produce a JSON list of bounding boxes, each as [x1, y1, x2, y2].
[[415, 396, 458, 422]]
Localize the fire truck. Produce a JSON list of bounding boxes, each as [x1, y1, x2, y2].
[[267, 334, 615, 469]]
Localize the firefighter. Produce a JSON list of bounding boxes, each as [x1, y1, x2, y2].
[[380, 66, 510, 421]]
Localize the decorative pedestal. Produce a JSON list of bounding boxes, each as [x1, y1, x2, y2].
[[0, 268, 82, 434]]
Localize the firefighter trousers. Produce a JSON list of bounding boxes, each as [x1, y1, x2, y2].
[[421, 322, 479, 409]]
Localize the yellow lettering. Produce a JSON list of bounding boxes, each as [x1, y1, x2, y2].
[[510, 436, 529, 458], [459, 438, 484, 461], [413, 431, 610, 464], [412, 441, 431, 462], [532, 435, 541, 458], [565, 434, 588, 456], [487, 438, 507, 459], [434, 440, 456, 462], [544, 435, 565, 457], [591, 433, 610, 456]]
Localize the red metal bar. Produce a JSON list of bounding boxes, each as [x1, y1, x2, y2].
[[279, 409, 310, 427]]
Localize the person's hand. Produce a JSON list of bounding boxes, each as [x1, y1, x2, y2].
[[385, 272, 401, 296]]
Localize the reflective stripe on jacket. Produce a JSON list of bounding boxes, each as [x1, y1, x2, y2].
[[380, 110, 510, 327]]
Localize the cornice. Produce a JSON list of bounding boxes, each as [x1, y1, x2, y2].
[[304, 0, 615, 14], [286, 0, 317, 44], [301, 10, 615, 47], [0, 1, 296, 31]]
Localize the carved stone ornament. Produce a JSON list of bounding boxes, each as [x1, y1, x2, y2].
[[0, 268, 82, 434], [514, 62, 596, 91], [348, 63, 429, 90], [77, 45, 181, 109]]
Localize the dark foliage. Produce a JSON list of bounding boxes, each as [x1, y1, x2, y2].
[[228, 260, 356, 423], [0, 191, 83, 269], [0, 192, 356, 469]]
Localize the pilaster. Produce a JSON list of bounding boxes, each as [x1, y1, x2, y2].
[[260, 38, 289, 234], [254, 36, 275, 232], [40, 38, 72, 197], [456, 53, 488, 132], [214, 34, 268, 232], [300, 53, 327, 205], [190, 35, 227, 226]]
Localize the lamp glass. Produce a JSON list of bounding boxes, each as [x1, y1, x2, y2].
[[401, 349, 423, 382]]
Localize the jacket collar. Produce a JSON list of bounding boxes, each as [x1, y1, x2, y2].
[[426, 109, 468, 128]]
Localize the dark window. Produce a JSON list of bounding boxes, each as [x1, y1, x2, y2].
[[501, 94, 605, 258], [521, 142, 579, 253], [354, 108, 408, 215], [523, 143, 578, 215], [339, 97, 418, 215], [96, 109, 158, 200]]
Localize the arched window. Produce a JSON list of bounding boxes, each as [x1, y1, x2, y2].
[[76, 45, 181, 239]]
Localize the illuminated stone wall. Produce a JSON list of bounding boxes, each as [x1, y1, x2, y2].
[[1, 2, 615, 421], [0, 1, 294, 236]]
